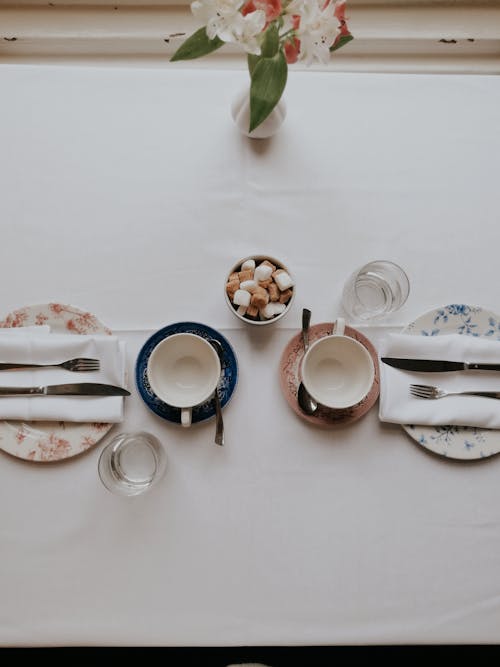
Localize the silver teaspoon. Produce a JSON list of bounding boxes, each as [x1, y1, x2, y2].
[[297, 308, 318, 415], [209, 338, 225, 446]]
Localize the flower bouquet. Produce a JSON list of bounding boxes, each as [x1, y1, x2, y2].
[[171, 0, 353, 133]]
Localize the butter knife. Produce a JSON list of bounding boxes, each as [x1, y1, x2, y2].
[[381, 357, 500, 372], [0, 383, 130, 396]]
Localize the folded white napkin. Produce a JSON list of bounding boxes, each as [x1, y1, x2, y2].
[[0, 325, 50, 335], [379, 333, 500, 428], [0, 329, 126, 422]]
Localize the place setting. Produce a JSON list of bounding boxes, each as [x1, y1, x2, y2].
[[0, 302, 129, 462], [379, 303, 500, 460], [274, 259, 500, 463], [3, 256, 500, 493]]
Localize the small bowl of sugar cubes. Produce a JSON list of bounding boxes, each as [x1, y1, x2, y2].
[[225, 255, 295, 325]]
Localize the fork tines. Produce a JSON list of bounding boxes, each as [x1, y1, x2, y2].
[[409, 384, 438, 399], [64, 357, 100, 372]]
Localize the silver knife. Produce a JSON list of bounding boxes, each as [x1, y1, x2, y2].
[[381, 357, 500, 372], [0, 383, 130, 396]]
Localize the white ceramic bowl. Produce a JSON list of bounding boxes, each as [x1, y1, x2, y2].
[[302, 334, 374, 409], [224, 254, 295, 326]]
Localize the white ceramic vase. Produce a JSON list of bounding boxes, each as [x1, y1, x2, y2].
[[231, 88, 286, 139]]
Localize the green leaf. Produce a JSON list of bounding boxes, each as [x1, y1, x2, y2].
[[247, 54, 261, 78], [249, 49, 288, 133], [170, 27, 224, 61], [260, 24, 280, 58], [330, 33, 354, 53]]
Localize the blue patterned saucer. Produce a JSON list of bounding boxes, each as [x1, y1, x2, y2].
[[403, 304, 500, 460], [135, 322, 238, 425]]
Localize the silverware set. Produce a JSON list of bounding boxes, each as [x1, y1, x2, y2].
[[0, 357, 130, 397], [381, 357, 500, 401]]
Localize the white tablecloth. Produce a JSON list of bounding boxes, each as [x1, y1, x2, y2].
[[1, 64, 500, 646]]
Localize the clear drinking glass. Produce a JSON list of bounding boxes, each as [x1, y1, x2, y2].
[[98, 432, 167, 497], [341, 260, 410, 322]]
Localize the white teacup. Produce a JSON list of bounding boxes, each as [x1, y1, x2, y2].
[[301, 318, 374, 410], [147, 333, 221, 427]]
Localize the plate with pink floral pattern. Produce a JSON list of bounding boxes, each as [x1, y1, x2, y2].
[[0, 303, 113, 462], [280, 323, 380, 427]]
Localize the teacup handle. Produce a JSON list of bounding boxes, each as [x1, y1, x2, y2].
[[334, 317, 345, 336], [181, 407, 192, 428]]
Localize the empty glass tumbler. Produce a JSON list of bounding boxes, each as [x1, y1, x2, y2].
[[98, 432, 167, 497], [341, 261, 410, 322]]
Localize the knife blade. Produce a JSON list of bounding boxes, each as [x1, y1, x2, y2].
[[0, 383, 130, 397], [381, 358, 500, 372]]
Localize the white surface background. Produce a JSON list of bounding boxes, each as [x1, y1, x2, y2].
[[1, 65, 500, 646]]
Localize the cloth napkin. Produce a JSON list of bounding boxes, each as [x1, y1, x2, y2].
[[379, 333, 500, 428], [0, 325, 50, 335], [0, 329, 126, 422]]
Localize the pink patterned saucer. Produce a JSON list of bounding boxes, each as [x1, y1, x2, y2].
[[0, 303, 113, 462], [279, 323, 380, 427]]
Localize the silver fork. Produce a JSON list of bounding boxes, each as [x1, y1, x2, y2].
[[0, 358, 100, 372], [410, 384, 500, 400]]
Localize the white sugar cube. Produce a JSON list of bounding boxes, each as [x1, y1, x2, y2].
[[233, 289, 251, 307], [274, 271, 294, 291], [261, 304, 276, 319], [261, 302, 287, 320], [237, 305, 247, 316], [240, 280, 257, 292], [272, 303, 286, 315], [254, 264, 273, 282], [241, 259, 256, 271]]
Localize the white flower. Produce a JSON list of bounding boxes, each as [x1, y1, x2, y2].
[[283, 0, 339, 65], [191, 0, 242, 40], [234, 11, 267, 54], [191, 0, 266, 54]]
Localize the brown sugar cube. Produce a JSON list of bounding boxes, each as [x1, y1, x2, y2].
[[229, 272, 239, 282], [279, 288, 293, 304], [261, 259, 277, 273], [226, 280, 240, 299], [258, 279, 272, 289], [238, 269, 253, 282], [250, 287, 269, 309], [268, 282, 280, 302], [246, 304, 259, 319]]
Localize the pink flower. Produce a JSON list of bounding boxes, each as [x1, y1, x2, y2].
[[334, 0, 346, 22], [241, 0, 282, 24], [284, 36, 300, 64]]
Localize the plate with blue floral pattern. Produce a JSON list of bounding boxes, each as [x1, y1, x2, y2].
[[135, 322, 238, 425], [403, 304, 500, 460]]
